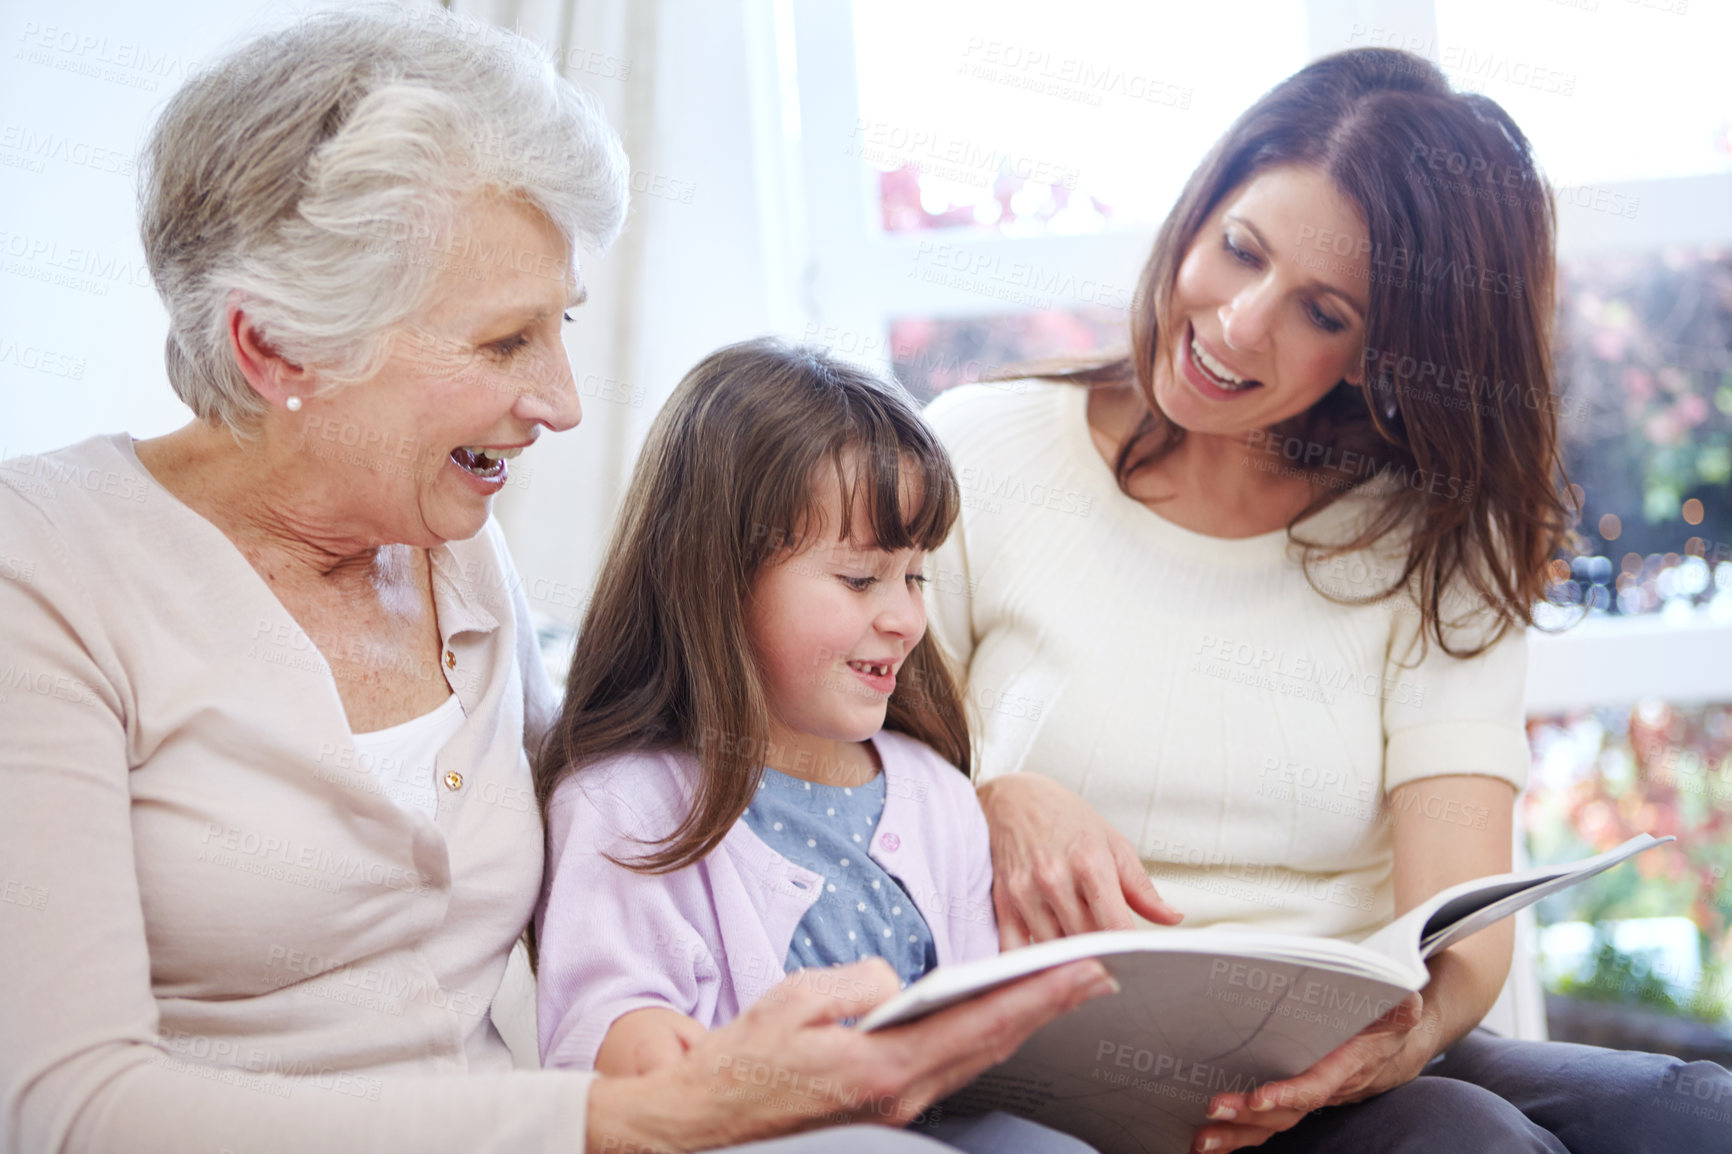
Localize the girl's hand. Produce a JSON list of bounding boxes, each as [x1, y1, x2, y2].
[[584, 956, 1118, 1153], [1190, 994, 1438, 1152], [978, 773, 1183, 947], [595, 1007, 708, 1076]]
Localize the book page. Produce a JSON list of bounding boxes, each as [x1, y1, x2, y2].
[[1355, 833, 1669, 967], [1416, 833, 1669, 958], [936, 951, 1412, 1154], [859, 930, 1419, 1032]]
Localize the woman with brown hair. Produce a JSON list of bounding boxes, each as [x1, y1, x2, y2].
[[923, 47, 1732, 1153]]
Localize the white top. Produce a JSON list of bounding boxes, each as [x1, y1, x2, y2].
[[349, 694, 468, 821], [0, 435, 586, 1154], [923, 383, 1529, 941]]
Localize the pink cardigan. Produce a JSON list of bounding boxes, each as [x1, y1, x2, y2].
[[534, 728, 999, 1070]]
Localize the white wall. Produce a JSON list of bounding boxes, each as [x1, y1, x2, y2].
[[0, 0, 324, 455], [492, 0, 808, 630]]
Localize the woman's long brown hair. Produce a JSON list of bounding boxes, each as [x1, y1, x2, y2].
[[1029, 48, 1574, 657], [534, 338, 971, 874]]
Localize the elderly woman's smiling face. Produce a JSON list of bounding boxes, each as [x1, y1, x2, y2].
[[287, 194, 583, 548]]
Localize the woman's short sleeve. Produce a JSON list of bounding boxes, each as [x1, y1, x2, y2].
[[1381, 593, 1530, 794]]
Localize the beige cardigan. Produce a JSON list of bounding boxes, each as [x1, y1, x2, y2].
[[0, 435, 590, 1153]]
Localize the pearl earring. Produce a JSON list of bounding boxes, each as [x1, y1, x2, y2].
[[285, 396, 302, 412]]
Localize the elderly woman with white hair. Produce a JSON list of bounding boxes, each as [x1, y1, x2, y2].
[[0, 9, 1109, 1153]]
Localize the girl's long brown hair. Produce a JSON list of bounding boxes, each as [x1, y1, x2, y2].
[[1031, 47, 1573, 657], [534, 338, 970, 874]]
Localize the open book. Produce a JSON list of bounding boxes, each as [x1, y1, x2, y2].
[[860, 834, 1669, 1154]]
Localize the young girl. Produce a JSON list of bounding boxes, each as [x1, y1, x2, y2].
[[533, 339, 1097, 1153]]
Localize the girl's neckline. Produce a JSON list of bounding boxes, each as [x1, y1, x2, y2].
[[758, 763, 883, 793], [759, 731, 886, 791]]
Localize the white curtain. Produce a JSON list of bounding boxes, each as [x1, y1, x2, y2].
[[448, 0, 809, 654], [447, 0, 811, 1064]]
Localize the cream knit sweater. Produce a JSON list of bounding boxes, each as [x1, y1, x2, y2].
[[924, 382, 1528, 941]]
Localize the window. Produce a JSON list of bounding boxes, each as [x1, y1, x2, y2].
[[854, 0, 1304, 237], [793, 0, 1732, 1054]]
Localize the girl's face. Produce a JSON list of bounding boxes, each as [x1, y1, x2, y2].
[[1151, 164, 1372, 438], [745, 468, 929, 762]]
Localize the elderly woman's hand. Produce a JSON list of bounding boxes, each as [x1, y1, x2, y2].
[[584, 956, 1116, 1152], [978, 773, 1183, 947]]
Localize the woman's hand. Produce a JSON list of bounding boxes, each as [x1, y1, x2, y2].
[[584, 956, 1117, 1153], [978, 773, 1183, 947], [1190, 775, 1518, 1152], [1190, 993, 1441, 1152]]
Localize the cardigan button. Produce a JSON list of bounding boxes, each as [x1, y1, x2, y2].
[[443, 650, 456, 670], [878, 832, 900, 851], [443, 770, 464, 791]]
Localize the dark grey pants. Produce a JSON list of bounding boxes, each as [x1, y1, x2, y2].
[[1261, 1030, 1732, 1153]]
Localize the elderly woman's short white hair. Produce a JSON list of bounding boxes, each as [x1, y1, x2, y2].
[[140, 4, 629, 432]]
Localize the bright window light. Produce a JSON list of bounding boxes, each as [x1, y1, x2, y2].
[[852, 0, 1306, 234], [1434, 0, 1732, 186]]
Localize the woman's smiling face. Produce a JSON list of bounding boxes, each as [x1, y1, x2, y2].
[[288, 194, 585, 548], [1152, 165, 1372, 438]]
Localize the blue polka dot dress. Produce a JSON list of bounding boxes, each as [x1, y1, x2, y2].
[[741, 767, 938, 988]]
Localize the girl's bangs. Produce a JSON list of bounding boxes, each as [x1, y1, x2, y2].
[[829, 427, 959, 554]]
